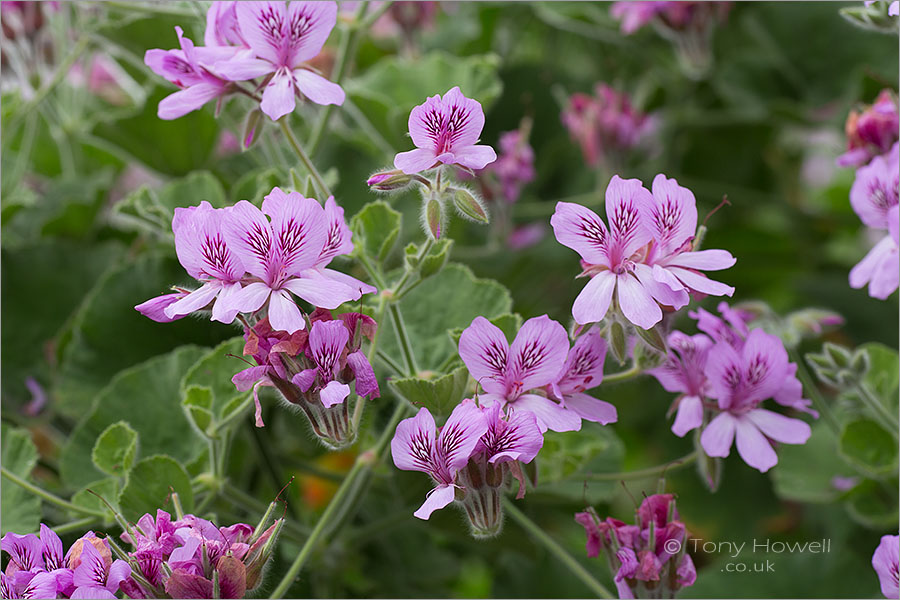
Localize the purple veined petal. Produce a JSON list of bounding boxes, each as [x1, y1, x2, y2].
[[869, 243, 899, 299], [292, 368, 317, 392], [158, 82, 224, 120], [18, 571, 59, 599], [319, 380, 351, 408], [105, 560, 131, 594], [773, 365, 818, 417], [615, 272, 663, 330], [211, 281, 244, 324], [39, 524, 64, 571], [283, 273, 361, 309], [458, 316, 511, 395], [671, 394, 703, 437], [284, 1, 338, 65], [700, 412, 737, 458], [232, 366, 270, 391], [315, 267, 377, 296], [744, 409, 811, 445], [317, 197, 355, 266], [507, 315, 570, 392], [438, 400, 489, 472], [293, 68, 345, 106], [205, 1, 243, 47], [643, 173, 698, 258], [259, 67, 297, 121], [872, 534, 900, 599], [163, 281, 221, 319], [482, 403, 544, 464], [615, 547, 640, 581], [214, 53, 272, 80], [439, 86, 486, 149], [173, 201, 224, 280], [550, 201, 611, 266], [740, 328, 789, 404], [413, 484, 456, 520], [262, 187, 328, 277], [647, 358, 690, 395], [651, 263, 688, 293], [563, 391, 618, 425], [309, 319, 349, 378], [227, 281, 272, 314], [0, 573, 12, 599], [633, 263, 689, 310], [135, 292, 187, 323], [71, 586, 117, 600], [223, 200, 275, 282], [704, 339, 743, 409], [393, 148, 438, 175], [733, 416, 778, 472], [850, 150, 899, 229], [234, 1, 285, 65], [1, 532, 44, 572], [72, 541, 108, 590], [604, 175, 653, 261], [391, 407, 438, 474], [267, 289, 305, 333], [667, 266, 735, 297], [451, 145, 497, 170], [347, 350, 380, 399], [555, 328, 607, 395], [143, 48, 191, 86], [511, 393, 582, 433], [407, 93, 443, 150], [572, 271, 617, 325], [663, 249, 736, 271]]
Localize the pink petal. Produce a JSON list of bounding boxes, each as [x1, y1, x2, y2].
[[135, 293, 187, 323], [164, 281, 221, 319], [451, 145, 497, 170], [744, 409, 811, 444], [293, 68, 345, 106], [407, 93, 444, 150], [671, 395, 703, 437], [227, 281, 272, 314], [232, 366, 269, 392], [158, 82, 224, 119], [643, 173, 698, 257], [563, 392, 617, 425], [664, 249, 736, 271], [733, 416, 778, 472], [347, 350, 380, 398], [700, 412, 736, 458], [319, 380, 350, 408], [740, 329, 789, 403], [555, 328, 607, 395], [211, 281, 244, 324], [438, 401, 489, 471], [550, 201, 611, 266], [458, 316, 510, 396], [704, 340, 743, 408], [572, 271, 617, 325], [262, 186, 327, 276], [440, 86, 486, 148], [309, 319, 349, 376], [285, 0, 338, 65], [223, 200, 275, 281], [484, 404, 544, 463], [667, 266, 735, 297], [413, 484, 456, 520], [605, 175, 653, 260], [315, 267, 377, 296], [317, 197, 355, 266], [283, 273, 361, 309], [512, 394, 582, 433], [234, 1, 285, 64], [616, 272, 663, 330], [214, 54, 273, 80], [633, 263, 689, 309], [259, 68, 296, 120], [391, 407, 437, 472], [267, 289, 305, 333], [393, 148, 438, 174], [508, 314, 569, 392]]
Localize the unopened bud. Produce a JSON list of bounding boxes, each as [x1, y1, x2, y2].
[[451, 187, 490, 224], [423, 195, 444, 240], [609, 321, 628, 366], [243, 108, 263, 149], [635, 323, 667, 355], [367, 169, 412, 192]]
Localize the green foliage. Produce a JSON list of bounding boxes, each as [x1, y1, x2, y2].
[[118, 455, 194, 522], [772, 423, 849, 503], [92, 421, 139, 478], [112, 171, 227, 234], [838, 419, 898, 477], [391, 366, 470, 420], [180, 337, 252, 437], [352, 200, 403, 262], [1, 425, 40, 534], [536, 423, 625, 504]]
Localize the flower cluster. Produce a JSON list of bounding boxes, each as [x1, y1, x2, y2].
[[1, 525, 130, 599], [478, 128, 536, 205], [145, 1, 344, 121], [609, 1, 731, 35], [648, 302, 814, 472], [838, 89, 899, 168], [118, 510, 280, 599], [575, 494, 696, 599], [551, 174, 736, 331], [561, 84, 657, 169], [135, 187, 373, 335], [872, 534, 899, 599], [232, 309, 379, 447]]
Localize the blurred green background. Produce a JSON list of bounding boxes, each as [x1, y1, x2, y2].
[[1, 2, 898, 598]]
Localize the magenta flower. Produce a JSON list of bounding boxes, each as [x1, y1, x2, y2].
[[474, 402, 544, 466], [647, 331, 713, 437], [548, 329, 618, 426], [224, 187, 369, 333], [391, 402, 489, 520], [204, 1, 245, 48], [0, 572, 58, 600], [838, 89, 900, 168], [393, 86, 497, 175], [144, 26, 239, 119], [610, 1, 731, 34], [872, 534, 899, 599], [134, 292, 188, 323], [70, 540, 130, 599], [700, 329, 812, 472], [485, 129, 536, 203], [458, 315, 581, 432], [215, 1, 345, 120], [292, 319, 354, 407]]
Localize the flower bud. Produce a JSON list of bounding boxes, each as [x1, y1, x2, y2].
[[423, 194, 445, 240], [456, 456, 504, 538], [367, 169, 413, 192], [450, 187, 490, 224], [243, 108, 263, 149], [608, 321, 628, 366]]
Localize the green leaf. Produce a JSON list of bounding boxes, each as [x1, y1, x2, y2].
[[231, 167, 284, 204], [772, 423, 852, 503], [859, 342, 899, 404], [448, 313, 522, 348], [418, 238, 453, 280], [71, 478, 120, 518], [112, 171, 227, 234], [351, 201, 402, 262], [118, 455, 194, 522], [381, 263, 512, 371], [92, 422, 139, 478], [181, 337, 250, 434], [844, 478, 899, 529], [60, 345, 208, 490], [838, 419, 898, 477], [391, 366, 470, 420], [535, 423, 625, 504], [183, 387, 215, 436], [1, 424, 40, 534]]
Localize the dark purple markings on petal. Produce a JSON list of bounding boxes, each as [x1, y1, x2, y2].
[[745, 354, 769, 386], [568, 346, 600, 383], [277, 217, 308, 267], [201, 233, 237, 280], [513, 339, 547, 374], [482, 341, 509, 375], [287, 9, 315, 53], [576, 213, 608, 252], [408, 430, 437, 474], [423, 103, 473, 154], [611, 201, 642, 249], [257, 5, 286, 52], [482, 418, 521, 457], [320, 219, 344, 261], [245, 222, 273, 265], [868, 180, 898, 212], [654, 198, 683, 240], [723, 363, 742, 389], [12, 541, 39, 571], [314, 340, 340, 381]]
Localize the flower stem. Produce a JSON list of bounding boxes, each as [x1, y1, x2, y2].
[[853, 381, 899, 437], [1, 466, 106, 518], [279, 119, 331, 199], [503, 500, 615, 599], [389, 303, 419, 376], [603, 364, 642, 384], [268, 400, 410, 598], [52, 516, 101, 536], [581, 451, 698, 482], [788, 348, 840, 435]]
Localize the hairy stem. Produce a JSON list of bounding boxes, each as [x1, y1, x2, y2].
[[53, 516, 101, 536], [788, 348, 840, 435], [279, 119, 330, 199], [389, 303, 419, 376], [853, 381, 899, 437], [1, 467, 106, 518], [580, 451, 698, 482], [603, 364, 642, 384]]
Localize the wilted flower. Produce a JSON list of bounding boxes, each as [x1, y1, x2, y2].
[[838, 89, 900, 168]]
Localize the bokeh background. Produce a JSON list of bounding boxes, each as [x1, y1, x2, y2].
[[2, 2, 898, 598]]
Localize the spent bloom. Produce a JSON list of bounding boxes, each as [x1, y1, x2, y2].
[[872, 534, 899, 599], [214, 1, 346, 120], [458, 315, 582, 432], [561, 84, 657, 168], [576, 494, 696, 599], [393, 86, 497, 175], [551, 175, 735, 330], [838, 89, 900, 168], [849, 143, 899, 299]]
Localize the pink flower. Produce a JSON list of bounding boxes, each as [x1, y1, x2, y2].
[[215, 1, 345, 120], [485, 129, 535, 203], [144, 26, 239, 119], [838, 89, 900, 168], [548, 329, 618, 426], [850, 209, 899, 300], [393, 86, 497, 175], [610, 1, 731, 34], [872, 534, 899, 599], [458, 315, 581, 432], [204, 1, 246, 48], [647, 331, 713, 437]]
